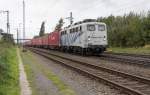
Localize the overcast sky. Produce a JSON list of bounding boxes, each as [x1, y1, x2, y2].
[[0, 0, 150, 39]]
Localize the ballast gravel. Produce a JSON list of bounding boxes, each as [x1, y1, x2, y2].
[[48, 50, 150, 79], [32, 52, 128, 95]]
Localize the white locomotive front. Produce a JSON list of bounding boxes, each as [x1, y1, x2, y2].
[[60, 19, 107, 55]]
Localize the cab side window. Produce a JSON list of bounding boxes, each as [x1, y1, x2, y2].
[[98, 25, 105, 31]]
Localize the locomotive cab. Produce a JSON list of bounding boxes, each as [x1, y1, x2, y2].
[[85, 22, 107, 53]]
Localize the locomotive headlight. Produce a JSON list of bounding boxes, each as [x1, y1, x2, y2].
[[88, 38, 91, 41], [103, 36, 106, 41], [88, 36, 91, 41]]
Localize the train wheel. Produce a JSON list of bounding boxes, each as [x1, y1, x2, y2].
[[81, 48, 84, 56], [81, 48, 87, 56]]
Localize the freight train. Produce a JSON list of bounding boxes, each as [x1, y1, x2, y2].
[[24, 19, 108, 55]]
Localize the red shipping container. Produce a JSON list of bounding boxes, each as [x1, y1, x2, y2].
[[26, 40, 32, 46], [42, 35, 49, 46], [37, 37, 42, 46], [31, 39, 35, 46], [34, 38, 37, 45], [32, 38, 39, 46]]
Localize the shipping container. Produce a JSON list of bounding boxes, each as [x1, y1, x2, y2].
[[42, 35, 49, 48]]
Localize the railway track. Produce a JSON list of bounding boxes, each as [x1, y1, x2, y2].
[[100, 52, 150, 67], [104, 52, 150, 58], [28, 47, 150, 95]]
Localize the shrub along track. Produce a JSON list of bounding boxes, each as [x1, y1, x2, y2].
[[28, 47, 150, 95], [100, 52, 150, 67], [0, 45, 20, 95]]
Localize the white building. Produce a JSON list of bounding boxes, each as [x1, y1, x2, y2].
[[0, 35, 2, 40], [0, 29, 4, 40], [0, 31, 2, 40]]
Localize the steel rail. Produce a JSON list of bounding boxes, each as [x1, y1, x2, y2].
[[29, 48, 150, 95], [100, 53, 150, 67]]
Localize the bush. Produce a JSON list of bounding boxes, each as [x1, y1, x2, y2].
[[98, 11, 150, 47], [0, 43, 20, 95]]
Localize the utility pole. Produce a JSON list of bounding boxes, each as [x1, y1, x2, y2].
[[23, 0, 25, 43], [17, 28, 19, 45], [19, 23, 22, 45], [6, 11, 10, 41], [70, 12, 73, 25], [6, 11, 10, 35], [65, 12, 73, 25], [22, 0, 26, 51]]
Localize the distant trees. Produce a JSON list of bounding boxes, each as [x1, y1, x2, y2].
[[33, 35, 39, 38], [55, 18, 64, 31], [35, 18, 64, 38], [97, 11, 150, 47], [39, 21, 45, 37]]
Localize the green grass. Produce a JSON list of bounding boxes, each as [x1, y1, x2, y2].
[[0, 43, 20, 95], [22, 51, 76, 95], [41, 66, 76, 95], [108, 45, 150, 54]]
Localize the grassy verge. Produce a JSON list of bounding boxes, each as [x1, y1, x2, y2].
[[37, 62, 76, 95], [108, 45, 150, 55], [21, 51, 76, 95], [0, 43, 20, 95], [21, 51, 37, 95]]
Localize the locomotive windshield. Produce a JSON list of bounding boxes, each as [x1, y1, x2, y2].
[[98, 25, 105, 31], [87, 24, 95, 31]]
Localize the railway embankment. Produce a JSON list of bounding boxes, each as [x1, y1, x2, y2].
[[0, 43, 20, 95]]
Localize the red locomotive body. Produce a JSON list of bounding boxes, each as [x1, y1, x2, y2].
[[48, 31, 60, 49]]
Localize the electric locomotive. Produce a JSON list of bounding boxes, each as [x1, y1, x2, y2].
[[60, 19, 107, 55]]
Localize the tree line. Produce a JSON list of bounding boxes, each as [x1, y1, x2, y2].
[[97, 11, 150, 47], [35, 18, 64, 38]]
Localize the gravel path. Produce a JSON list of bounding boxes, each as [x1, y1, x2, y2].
[[18, 49, 32, 95], [31, 51, 127, 95], [21, 51, 61, 95]]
